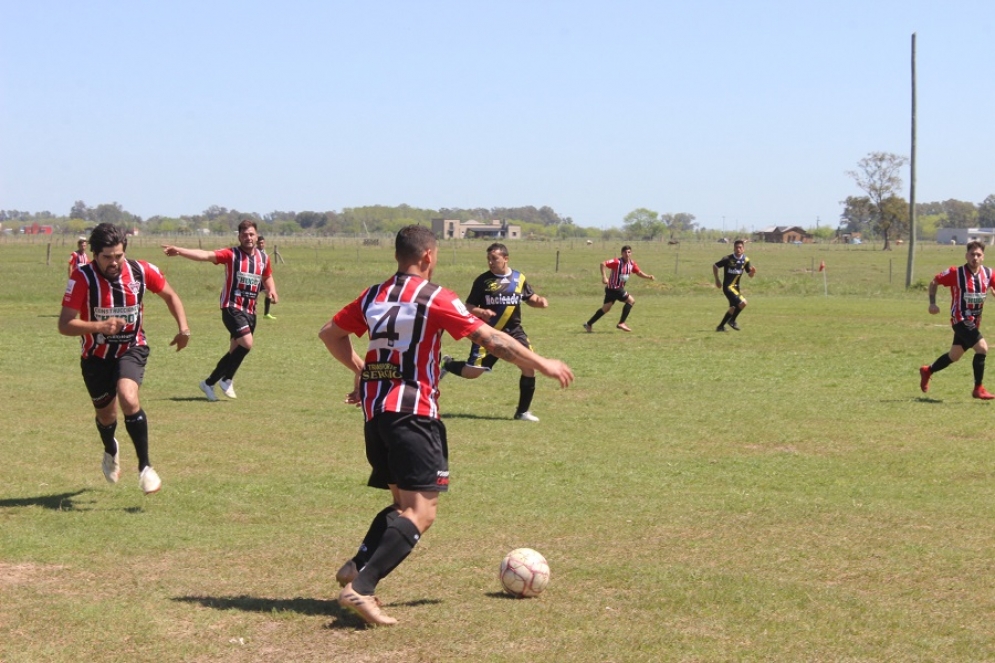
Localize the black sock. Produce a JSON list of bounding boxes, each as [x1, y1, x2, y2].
[[265, 298, 271, 315], [730, 307, 743, 322], [352, 505, 400, 569], [225, 345, 251, 381], [619, 303, 632, 324], [351, 516, 421, 595], [973, 353, 986, 387], [719, 312, 732, 327], [587, 309, 606, 326], [930, 354, 953, 374], [517, 375, 536, 414], [445, 359, 468, 377], [124, 409, 150, 471], [206, 353, 232, 385], [96, 418, 117, 455]]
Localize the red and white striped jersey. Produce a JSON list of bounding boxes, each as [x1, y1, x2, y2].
[[214, 247, 272, 314], [333, 273, 484, 421], [68, 250, 89, 274], [62, 259, 167, 359], [934, 264, 995, 328], [603, 257, 642, 290]]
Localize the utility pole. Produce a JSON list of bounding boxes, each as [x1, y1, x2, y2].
[[906, 32, 917, 288]]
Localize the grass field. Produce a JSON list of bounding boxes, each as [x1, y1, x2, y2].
[[3, 236, 995, 662]]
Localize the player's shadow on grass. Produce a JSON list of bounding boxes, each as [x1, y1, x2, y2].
[[442, 413, 511, 421], [913, 396, 945, 404], [164, 396, 226, 403], [174, 594, 442, 629], [0, 489, 90, 511]]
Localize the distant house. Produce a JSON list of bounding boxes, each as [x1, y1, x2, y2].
[[22, 222, 54, 235], [936, 228, 995, 245], [754, 226, 813, 244], [431, 219, 522, 240]]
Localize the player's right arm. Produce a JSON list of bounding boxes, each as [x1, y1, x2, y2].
[[712, 262, 722, 288], [319, 301, 367, 405], [928, 280, 940, 315], [58, 306, 126, 337], [468, 325, 573, 388], [161, 245, 218, 263]]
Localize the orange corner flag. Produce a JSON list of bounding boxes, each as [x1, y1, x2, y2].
[[818, 260, 825, 272]]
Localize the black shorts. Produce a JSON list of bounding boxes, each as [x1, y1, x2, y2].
[[222, 307, 256, 339], [952, 321, 984, 350], [723, 287, 744, 308], [80, 345, 150, 408], [364, 412, 449, 492], [603, 287, 629, 304], [467, 326, 532, 370]]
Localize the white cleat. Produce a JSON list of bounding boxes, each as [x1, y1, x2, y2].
[[219, 379, 237, 399], [514, 411, 540, 422], [199, 380, 218, 402], [102, 440, 120, 484], [139, 466, 162, 495]]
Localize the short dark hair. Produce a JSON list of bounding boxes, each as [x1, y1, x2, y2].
[[621, 245, 632, 253], [395, 225, 437, 263], [257, 235, 266, 242], [734, 239, 745, 247], [89, 223, 128, 254], [237, 219, 258, 233], [486, 242, 509, 257], [967, 240, 986, 253]]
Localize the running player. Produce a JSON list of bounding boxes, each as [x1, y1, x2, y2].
[[319, 225, 573, 626], [58, 223, 190, 494], [68, 236, 89, 277], [919, 240, 995, 399], [440, 243, 549, 421], [713, 239, 756, 332], [162, 219, 278, 401], [582, 245, 655, 332]]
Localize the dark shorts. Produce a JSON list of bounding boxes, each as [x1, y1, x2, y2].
[[723, 286, 744, 308], [467, 326, 532, 370], [80, 345, 150, 408], [364, 412, 449, 492], [952, 321, 984, 350], [222, 307, 256, 339], [603, 287, 629, 304]]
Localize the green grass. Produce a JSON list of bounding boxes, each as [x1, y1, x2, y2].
[[2, 237, 993, 662]]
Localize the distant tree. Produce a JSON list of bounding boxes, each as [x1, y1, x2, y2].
[[978, 195, 995, 227], [623, 208, 664, 240], [940, 199, 978, 228], [877, 195, 910, 246], [846, 152, 909, 250], [839, 196, 874, 234], [92, 202, 127, 225], [661, 212, 697, 237], [296, 211, 327, 229], [70, 200, 89, 220]]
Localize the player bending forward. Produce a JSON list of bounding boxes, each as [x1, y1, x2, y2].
[[319, 225, 573, 626]]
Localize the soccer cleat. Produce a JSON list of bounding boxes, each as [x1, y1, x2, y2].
[[219, 379, 237, 399], [102, 440, 120, 484], [264, 314, 276, 320], [728, 321, 740, 331], [199, 380, 218, 402], [583, 322, 593, 333], [439, 355, 452, 380], [139, 466, 162, 495], [972, 385, 995, 400], [616, 323, 632, 332], [919, 365, 932, 393], [514, 411, 540, 422], [338, 583, 397, 626], [335, 559, 359, 588], [716, 325, 727, 332]]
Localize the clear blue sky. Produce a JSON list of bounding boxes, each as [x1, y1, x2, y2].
[[2, 0, 992, 231]]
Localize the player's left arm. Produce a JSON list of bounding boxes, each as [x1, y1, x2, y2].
[[747, 259, 756, 277], [154, 282, 191, 352], [635, 269, 655, 280], [262, 274, 278, 304], [525, 293, 548, 308]]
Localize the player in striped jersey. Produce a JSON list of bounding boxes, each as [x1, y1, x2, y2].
[[440, 243, 549, 421], [319, 225, 573, 626], [162, 219, 278, 401], [920, 241, 995, 400], [68, 236, 90, 277], [583, 245, 655, 332], [59, 223, 191, 494]]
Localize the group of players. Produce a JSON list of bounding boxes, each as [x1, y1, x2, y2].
[[61, 221, 991, 626]]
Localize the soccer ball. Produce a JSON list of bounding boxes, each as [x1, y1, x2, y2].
[[499, 548, 550, 598]]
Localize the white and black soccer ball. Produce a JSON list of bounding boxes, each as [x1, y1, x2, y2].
[[499, 548, 550, 598]]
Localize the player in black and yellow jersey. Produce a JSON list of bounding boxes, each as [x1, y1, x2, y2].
[[713, 239, 756, 332], [441, 243, 549, 421]]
